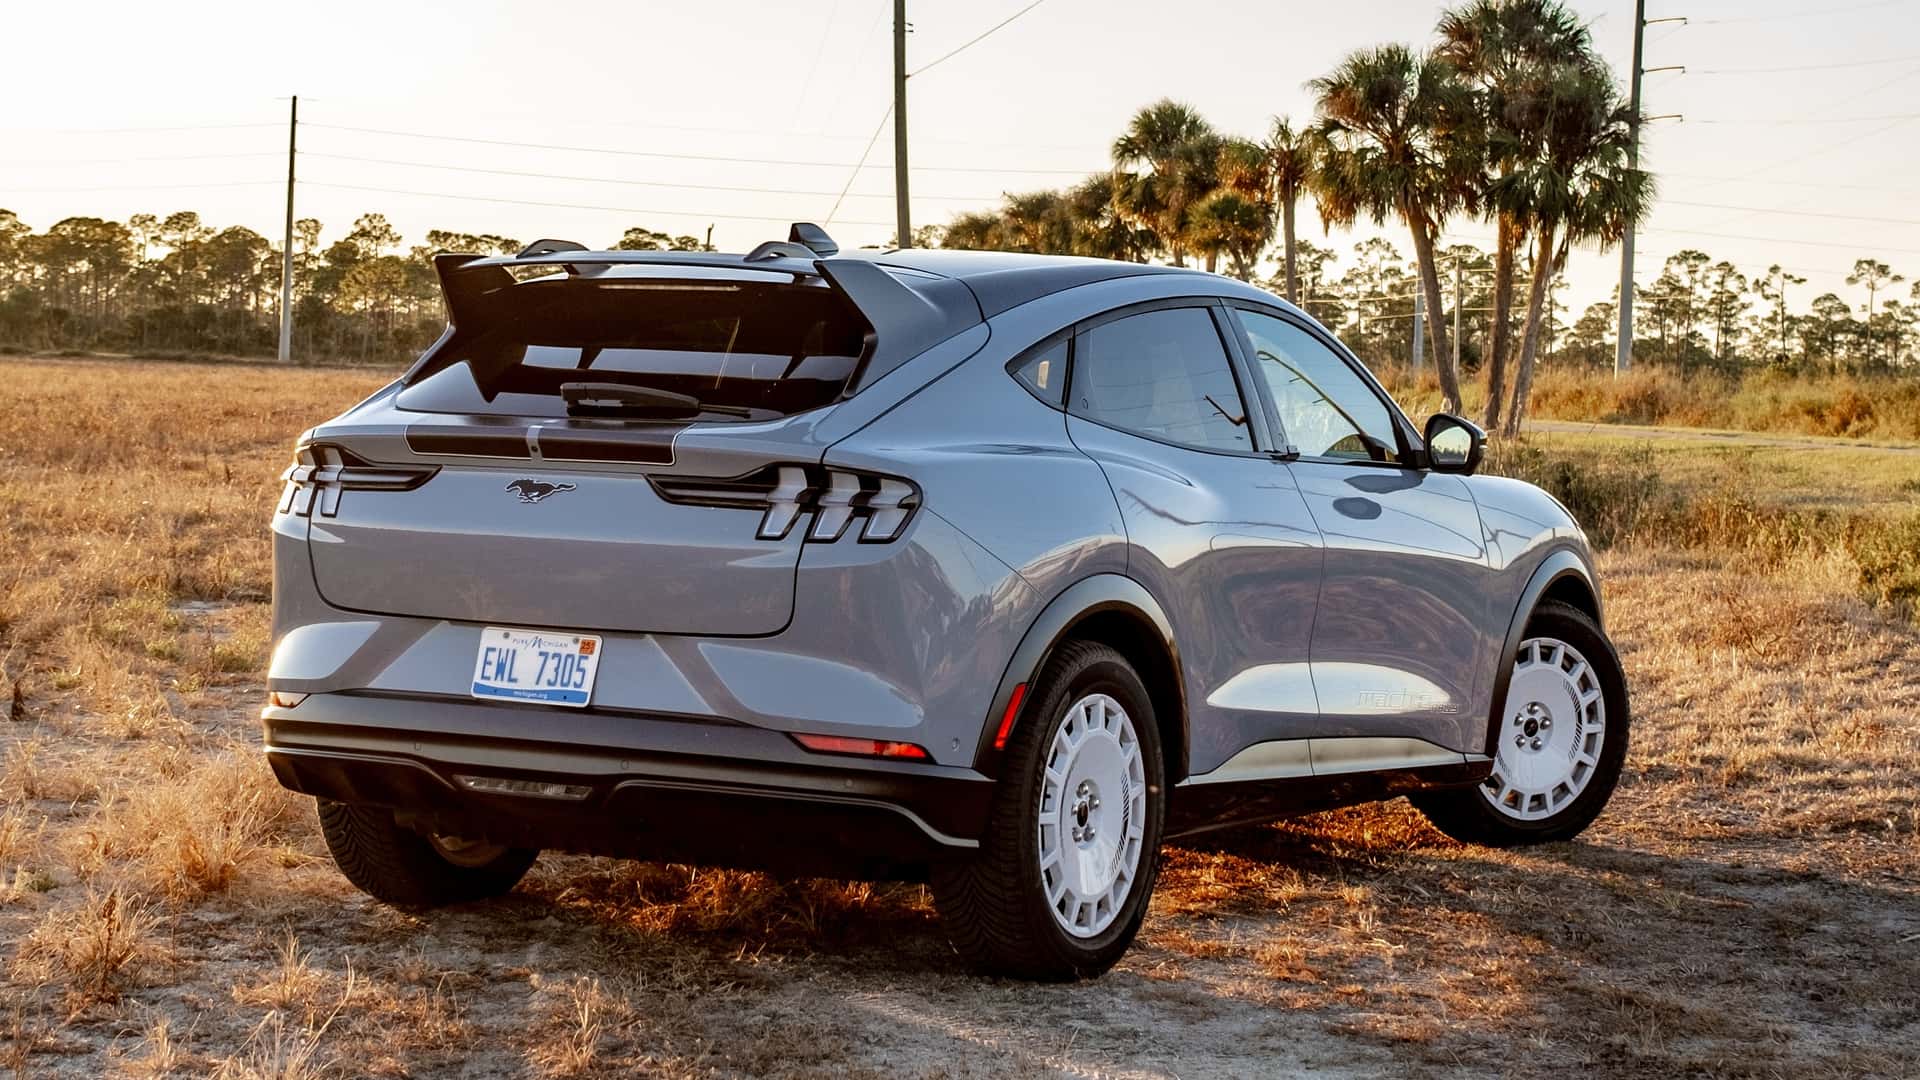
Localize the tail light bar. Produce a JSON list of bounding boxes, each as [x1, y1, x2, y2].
[[651, 464, 920, 543], [279, 444, 438, 518]]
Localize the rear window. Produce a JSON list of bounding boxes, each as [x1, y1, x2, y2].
[[398, 276, 869, 420]]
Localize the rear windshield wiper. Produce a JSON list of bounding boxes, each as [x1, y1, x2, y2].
[[560, 382, 753, 419]]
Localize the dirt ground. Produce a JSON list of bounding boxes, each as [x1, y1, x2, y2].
[[1, 359, 1916, 1077]]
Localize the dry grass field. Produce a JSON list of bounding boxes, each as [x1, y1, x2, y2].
[[0, 356, 1916, 1078], [1380, 364, 1920, 443]]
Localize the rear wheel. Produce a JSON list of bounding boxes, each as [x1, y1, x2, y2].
[[1413, 601, 1630, 846], [316, 800, 538, 907], [931, 641, 1165, 980]]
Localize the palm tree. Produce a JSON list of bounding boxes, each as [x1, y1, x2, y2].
[[1064, 174, 1154, 262], [1265, 117, 1320, 304], [1496, 62, 1652, 436], [1437, 0, 1596, 431], [1187, 191, 1271, 281], [1311, 44, 1480, 414], [1187, 138, 1274, 279], [1112, 100, 1218, 267], [941, 211, 1002, 251]]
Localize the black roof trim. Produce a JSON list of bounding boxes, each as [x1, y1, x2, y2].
[[863, 250, 1195, 318]]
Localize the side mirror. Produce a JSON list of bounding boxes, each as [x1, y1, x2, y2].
[[1423, 413, 1485, 475]]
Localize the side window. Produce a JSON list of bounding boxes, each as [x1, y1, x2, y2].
[[1236, 310, 1402, 463], [1070, 307, 1253, 452], [1008, 335, 1066, 407]]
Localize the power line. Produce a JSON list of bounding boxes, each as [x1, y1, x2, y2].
[[303, 101, 1108, 154], [1662, 200, 1920, 227], [303, 122, 1090, 175], [1694, 54, 1920, 74], [1693, 0, 1902, 23], [1785, 60, 1920, 125], [0, 180, 280, 194], [1643, 225, 1920, 258], [2, 122, 279, 134], [827, 106, 896, 225], [910, 0, 1049, 77], [1664, 172, 1920, 197], [1, 152, 282, 167], [301, 152, 994, 202], [1692, 111, 1920, 126], [302, 181, 895, 228]]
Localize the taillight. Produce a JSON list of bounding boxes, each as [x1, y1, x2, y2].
[[279, 444, 438, 518], [791, 733, 931, 760], [652, 464, 920, 543]]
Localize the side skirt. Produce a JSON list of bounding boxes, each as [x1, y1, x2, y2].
[[1165, 736, 1494, 839]]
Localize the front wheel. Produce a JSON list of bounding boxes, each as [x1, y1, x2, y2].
[[1413, 600, 1631, 846], [932, 641, 1165, 981]]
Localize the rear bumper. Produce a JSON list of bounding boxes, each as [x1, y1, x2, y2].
[[263, 691, 994, 880]]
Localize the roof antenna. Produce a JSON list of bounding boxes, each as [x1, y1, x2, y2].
[[788, 223, 839, 257]]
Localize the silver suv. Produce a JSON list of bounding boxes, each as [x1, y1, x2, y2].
[[266, 226, 1629, 980]]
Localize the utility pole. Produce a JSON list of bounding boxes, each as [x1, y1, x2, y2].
[[1411, 288, 1425, 370], [1452, 260, 1463, 375], [1615, 4, 1684, 374], [892, 0, 913, 248], [1614, 0, 1644, 376], [278, 95, 297, 365]]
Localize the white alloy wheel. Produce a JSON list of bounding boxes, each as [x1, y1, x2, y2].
[[1482, 636, 1608, 821], [1037, 693, 1148, 938]]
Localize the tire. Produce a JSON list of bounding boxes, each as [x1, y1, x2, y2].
[[316, 799, 538, 907], [1413, 600, 1630, 847], [931, 640, 1166, 981]]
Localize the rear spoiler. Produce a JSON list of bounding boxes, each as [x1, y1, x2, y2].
[[407, 250, 981, 395]]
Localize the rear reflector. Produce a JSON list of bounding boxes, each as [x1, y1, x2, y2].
[[456, 775, 593, 801], [791, 733, 930, 760], [992, 682, 1028, 750]]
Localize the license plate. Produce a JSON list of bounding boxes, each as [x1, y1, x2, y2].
[[470, 627, 602, 708]]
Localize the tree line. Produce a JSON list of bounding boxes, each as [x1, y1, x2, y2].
[[0, 211, 712, 365]]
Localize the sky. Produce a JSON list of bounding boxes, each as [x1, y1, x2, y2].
[[4, 0, 1918, 324]]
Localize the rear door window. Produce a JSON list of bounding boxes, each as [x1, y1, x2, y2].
[[398, 275, 867, 420], [1069, 307, 1254, 453]]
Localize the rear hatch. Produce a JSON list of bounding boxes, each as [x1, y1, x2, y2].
[[300, 262, 872, 636]]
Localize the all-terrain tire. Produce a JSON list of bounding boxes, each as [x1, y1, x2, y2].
[[1412, 600, 1631, 846], [316, 799, 538, 907], [931, 640, 1166, 981]]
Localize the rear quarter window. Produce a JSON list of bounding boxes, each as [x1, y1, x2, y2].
[[1008, 335, 1067, 407]]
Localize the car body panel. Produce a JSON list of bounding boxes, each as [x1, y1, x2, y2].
[[1286, 461, 1494, 752], [1064, 414, 1324, 777]]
